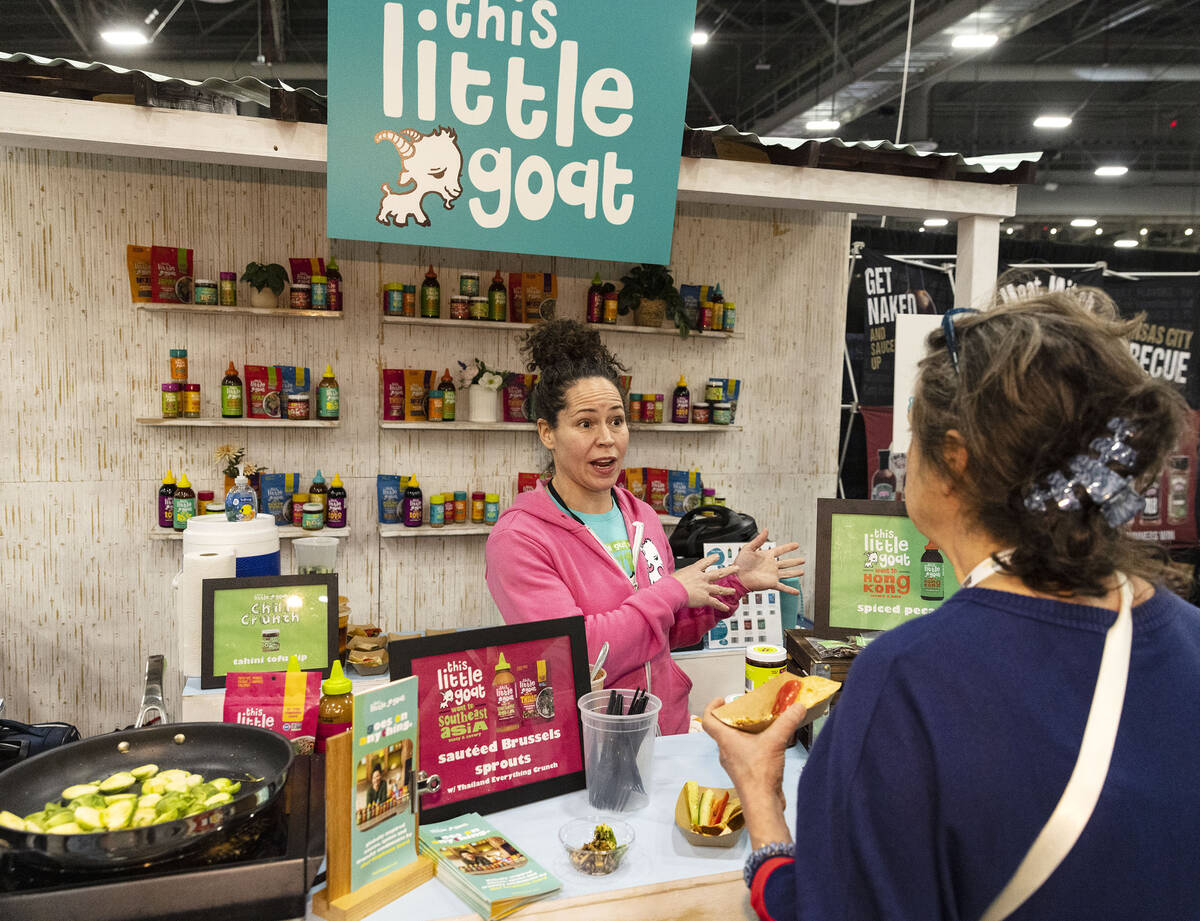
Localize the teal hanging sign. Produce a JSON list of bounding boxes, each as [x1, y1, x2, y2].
[[328, 0, 696, 263]]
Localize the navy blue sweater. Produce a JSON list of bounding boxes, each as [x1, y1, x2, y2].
[[757, 586, 1200, 921]]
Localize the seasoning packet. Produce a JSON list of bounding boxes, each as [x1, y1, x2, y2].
[[678, 284, 708, 331], [289, 257, 325, 285], [503, 374, 536, 422], [245, 365, 282, 419], [377, 474, 404, 523], [126, 244, 153, 302], [517, 472, 540, 495], [509, 273, 557, 323], [724, 379, 742, 422], [223, 668, 321, 754], [405, 369, 434, 421], [149, 245, 194, 303], [382, 369, 405, 420], [668, 469, 704, 516], [260, 472, 302, 525], [645, 468, 670, 513], [625, 467, 645, 502], [276, 366, 310, 396]]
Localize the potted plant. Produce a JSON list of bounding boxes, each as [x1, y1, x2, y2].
[[617, 264, 689, 336], [214, 444, 267, 501], [240, 261, 289, 308], [456, 359, 509, 423]]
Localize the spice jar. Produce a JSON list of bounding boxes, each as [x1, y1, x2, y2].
[[459, 272, 481, 297], [302, 502, 325, 530], [705, 379, 724, 403], [383, 282, 405, 315], [629, 394, 642, 421], [170, 348, 188, 382], [402, 285, 417, 317], [219, 272, 237, 306], [654, 395, 665, 424], [428, 389, 444, 421], [602, 292, 618, 324], [183, 383, 201, 417], [194, 279, 218, 305], [641, 398, 655, 423], [471, 491, 486, 523], [287, 392, 311, 420], [712, 402, 732, 425], [454, 491, 467, 524], [430, 494, 445, 528], [290, 283, 312, 309], [722, 301, 737, 332], [291, 493, 309, 528], [311, 275, 329, 309], [485, 493, 500, 524], [161, 382, 182, 418], [450, 295, 470, 320], [469, 296, 489, 320], [691, 402, 711, 424]]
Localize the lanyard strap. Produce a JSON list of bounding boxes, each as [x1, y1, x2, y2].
[[545, 480, 619, 528], [977, 569, 1134, 921]]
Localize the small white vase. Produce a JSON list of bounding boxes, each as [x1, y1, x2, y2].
[[249, 287, 278, 309], [467, 387, 500, 423]]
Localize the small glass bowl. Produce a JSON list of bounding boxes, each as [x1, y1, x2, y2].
[[558, 816, 634, 876]]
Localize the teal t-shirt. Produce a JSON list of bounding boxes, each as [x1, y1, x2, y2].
[[549, 493, 633, 576]]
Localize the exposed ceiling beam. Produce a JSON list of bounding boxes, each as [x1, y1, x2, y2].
[[44, 0, 92, 59], [936, 64, 1200, 82]]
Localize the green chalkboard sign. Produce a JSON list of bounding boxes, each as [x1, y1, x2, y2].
[[811, 499, 959, 639], [200, 574, 338, 688]]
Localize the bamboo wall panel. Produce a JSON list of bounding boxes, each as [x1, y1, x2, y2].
[[0, 145, 850, 732]]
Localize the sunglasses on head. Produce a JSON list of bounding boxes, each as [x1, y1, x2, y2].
[[941, 307, 981, 375]]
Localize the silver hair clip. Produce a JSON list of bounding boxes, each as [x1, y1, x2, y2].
[[1024, 418, 1144, 527]]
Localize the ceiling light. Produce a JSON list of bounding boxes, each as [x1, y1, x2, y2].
[[691, 29, 709, 45], [1114, 239, 1139, 248], [1005, 227, 1014, 235], [1070, 218, 1097, 227], [1139, 227, 1149, 236], [805, 119, 841, 133], [100, 27, 149, 45], [1050, 228, 1059, 235], [1095, 227, 1104, 235], [918, 227, 926, 233], [952, 33, 999, 49], [1033, 115, 1072, 129], [1186, 228, 1194, 236], [923, 217, 949, 227], [1094, 165, 1128, 177], [755, 61, 771, 71]]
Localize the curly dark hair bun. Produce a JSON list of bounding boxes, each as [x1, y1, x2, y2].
[[521, 319, 628, 426]]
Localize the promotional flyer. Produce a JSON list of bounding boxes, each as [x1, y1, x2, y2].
[[351, 676, 419, 892], [406, 633, 584, 817], [200, 575, 337, 687], [328, 0, 695, 262]]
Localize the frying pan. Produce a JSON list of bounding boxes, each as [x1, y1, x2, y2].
[[0, 656, 294, 870]]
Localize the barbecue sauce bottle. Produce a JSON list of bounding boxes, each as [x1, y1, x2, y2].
[[439, 369, 457, 421], [158, 469, 177, 529], [421, 265, 441, 318], [316, 660, 353, 754], [221, 361, 243, 418]]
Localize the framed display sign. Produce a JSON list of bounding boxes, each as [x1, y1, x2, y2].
[[389, 617, 589, 824], [200, 574, 338, 689], [811, 499, 960, 640]]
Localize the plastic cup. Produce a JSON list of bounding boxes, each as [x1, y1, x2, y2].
[[577, 689, 661, 812], [293, 536, 339, 574]]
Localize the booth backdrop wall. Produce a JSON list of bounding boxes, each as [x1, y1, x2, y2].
[[0, 145, 850, 732]]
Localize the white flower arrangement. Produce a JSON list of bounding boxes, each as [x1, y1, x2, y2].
[[458, 359, 510, 392]]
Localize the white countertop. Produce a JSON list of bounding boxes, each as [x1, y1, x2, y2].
[[308, 730, 807, 920]]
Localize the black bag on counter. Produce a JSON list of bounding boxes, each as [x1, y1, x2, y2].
[[0, 718, 80, 773], [669, 505, 760, 568]]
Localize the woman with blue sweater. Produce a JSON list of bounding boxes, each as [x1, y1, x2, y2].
[[705, 291, 1200, 921]]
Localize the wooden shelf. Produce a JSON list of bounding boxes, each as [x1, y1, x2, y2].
[[380, 315, 741, 340], [379, 421, 738, 432], [379, 523, 494, 538], [137, 303, 344, 319], [137, 417, 340, 428], [150, 526, 352, 540]]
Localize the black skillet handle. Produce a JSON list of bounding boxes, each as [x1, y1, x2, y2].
[[135, 655, 169, 728]]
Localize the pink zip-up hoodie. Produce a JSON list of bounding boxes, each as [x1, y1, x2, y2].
[[485, 482, 746, 735]]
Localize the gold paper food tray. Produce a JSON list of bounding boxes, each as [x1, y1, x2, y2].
[[673, 785, 744, 848]]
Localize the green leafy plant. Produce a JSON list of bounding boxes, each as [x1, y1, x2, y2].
[[616, 264, 690, 337], [456, 359, 510, 391], [240, 261, 289, 296]]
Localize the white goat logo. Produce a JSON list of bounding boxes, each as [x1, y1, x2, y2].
[[373, 126, 464, 228]]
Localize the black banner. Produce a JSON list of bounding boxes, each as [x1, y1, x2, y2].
[[995, 264, 1105, 304], [1105, 277, 1200, 410]]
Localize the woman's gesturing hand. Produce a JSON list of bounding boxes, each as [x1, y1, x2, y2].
[[670, 554, 739, 612], [733, 530, 806, 593]]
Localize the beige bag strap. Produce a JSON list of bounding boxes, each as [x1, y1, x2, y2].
[[978, 574, 1134, 921]]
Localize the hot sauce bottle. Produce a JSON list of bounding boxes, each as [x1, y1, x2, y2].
[[586, 273, 604, 323], [488, 270, 507, 323], [920, 541, 945, 602], [493, 652, 520, 733], [440, 369, 457, 421], [221, 361, 243, 418], [421, 265, 441, 318]]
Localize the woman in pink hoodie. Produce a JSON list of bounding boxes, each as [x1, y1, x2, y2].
[[486, 320, 805, 734]]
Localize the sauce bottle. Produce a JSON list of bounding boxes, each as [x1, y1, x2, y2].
[[318, 364, 340, 420], [403, 475, 424, 528], [325, 258, 343, 311], [709, 283, 725, 331], [493, 651, 519, 733], [326, 473, 347, 528], [421, 265, 440, 318], [920, 542, 945, 602], [172, 473, 196, 531], [439, 369, 457, 421], [316, 660, 353, 754], [158, 469, 177, 529], [487, 270, 507, 322], [221, 361, 243, 418], [671, 375, 690, 423], [534, 659, 552, 719], [871, 450, 897, 501], [309, 470, 329, 513], [586, 273, 604, 323]]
